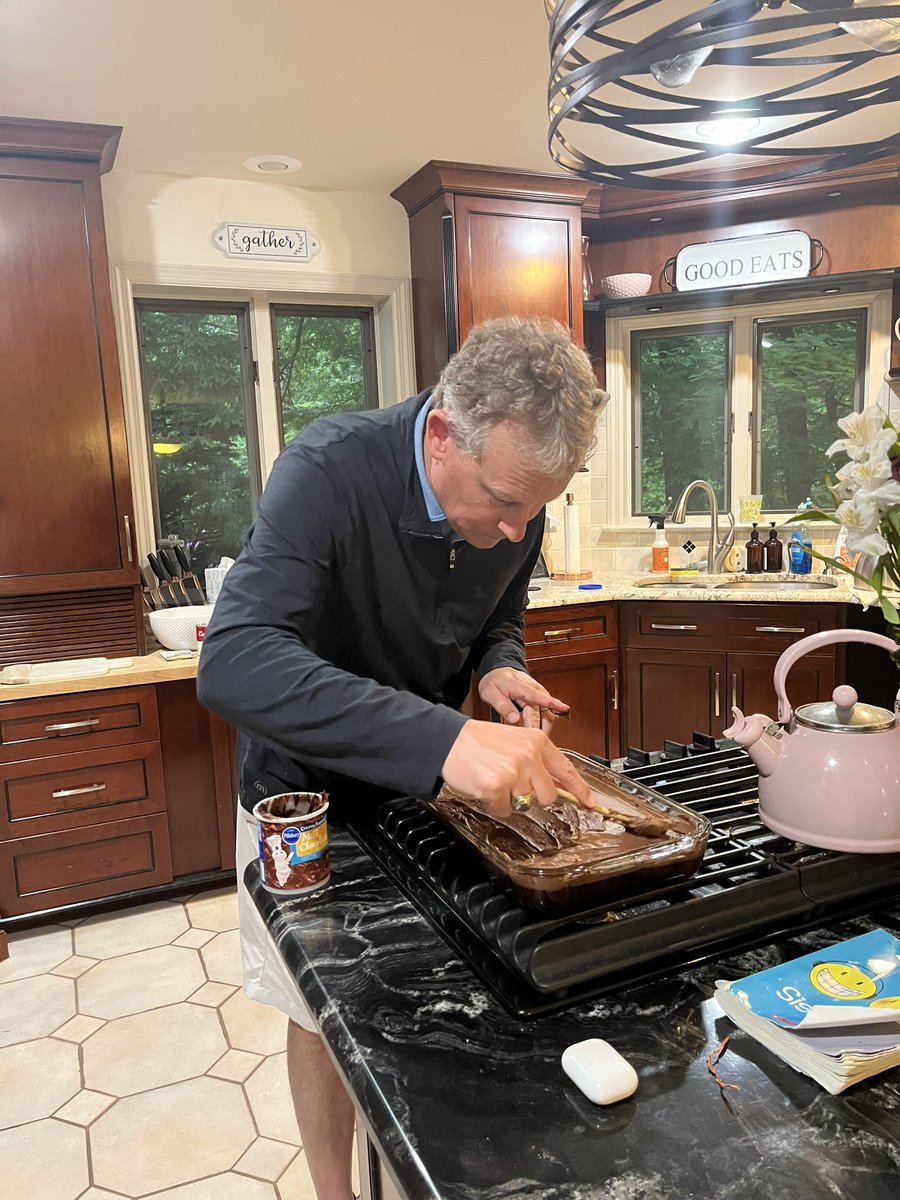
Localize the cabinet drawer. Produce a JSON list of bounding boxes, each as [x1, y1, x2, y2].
[[0, 813, 173, 916], [0, 742, 165, 837], [625, 602, 841, 650], [0, 686, 159, 764], [525, 604, 616, 661]]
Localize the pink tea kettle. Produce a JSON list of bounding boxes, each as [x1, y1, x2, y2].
[[724, 629, 900, 853]]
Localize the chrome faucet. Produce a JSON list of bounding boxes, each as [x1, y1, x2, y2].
[[670, 480, 735, 575]]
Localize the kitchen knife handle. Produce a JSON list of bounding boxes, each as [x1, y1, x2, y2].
[[174, 543, 192, 575], [146, 552, 166, 583], [157, 548, 176, 579], [123, 515, 134, 563]]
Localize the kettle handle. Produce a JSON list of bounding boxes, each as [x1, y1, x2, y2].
[[775, 629, 899, 722]]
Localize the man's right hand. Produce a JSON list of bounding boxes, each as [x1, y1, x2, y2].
[[440, 720, 595, 817]]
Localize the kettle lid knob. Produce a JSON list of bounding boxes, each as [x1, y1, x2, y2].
[[833, 684, 858, 720]]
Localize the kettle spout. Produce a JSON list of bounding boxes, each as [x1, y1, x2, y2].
[[724, 707, 783, 778]]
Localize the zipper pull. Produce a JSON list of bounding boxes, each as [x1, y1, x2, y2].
[[449, 547, 456, 570]]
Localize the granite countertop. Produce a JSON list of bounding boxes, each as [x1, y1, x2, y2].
[[527, 572, 855, 609], [248, 831, 900, 1200]]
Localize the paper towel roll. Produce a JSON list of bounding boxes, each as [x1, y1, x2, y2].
[[563, 501, 580, 576]]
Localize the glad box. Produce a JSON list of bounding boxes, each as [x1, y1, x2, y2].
[[253, 792, 330, 895]]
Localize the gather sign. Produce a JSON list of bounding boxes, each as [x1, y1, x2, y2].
[[674, 230, 813, 292], [212, 223, 321, 262]]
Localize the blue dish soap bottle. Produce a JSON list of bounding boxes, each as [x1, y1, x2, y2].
[[789, 499, 813, 575]]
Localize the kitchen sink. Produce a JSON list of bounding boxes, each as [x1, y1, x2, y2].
[[634, 579, 711, 589]]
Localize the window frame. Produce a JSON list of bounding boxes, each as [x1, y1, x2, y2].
[[750, 306, 869, 496], [134, 297, 263, 548], [630, 320, 734, 517], [604, 288, 892, 532], [270, 303, 379, 449]]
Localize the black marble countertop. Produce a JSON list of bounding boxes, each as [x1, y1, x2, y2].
[[247, 828, 900, 1200]]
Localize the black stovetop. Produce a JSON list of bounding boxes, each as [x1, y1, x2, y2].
[[345, 737, 900, 1017]]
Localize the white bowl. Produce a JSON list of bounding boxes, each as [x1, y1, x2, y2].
[[148, 604, 215, 650], [598, 273, 653, 299]]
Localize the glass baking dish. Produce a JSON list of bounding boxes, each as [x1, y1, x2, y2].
[[427, 750, 710, 913]]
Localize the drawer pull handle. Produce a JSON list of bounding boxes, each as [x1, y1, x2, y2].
[[44, 719, 101, 734], [714, 672, 720, 718], [732, 673, 738, 709], [543, 627, 581, 640], [650, 623, 698, 631], [755, 625, 806, 634], [124, 514, 134, 563], [51, 783, 107, 799], [610, 669, 619, 710]]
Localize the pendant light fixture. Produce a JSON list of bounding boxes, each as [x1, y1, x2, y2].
[[546, 0, 900, 189]]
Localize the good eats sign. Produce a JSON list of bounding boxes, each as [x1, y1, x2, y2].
[[672, 231, 814, 292]]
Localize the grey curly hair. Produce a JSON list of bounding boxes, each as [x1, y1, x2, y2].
[[432, 316, 608, 477]]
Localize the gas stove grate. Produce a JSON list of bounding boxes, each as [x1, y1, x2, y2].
[[346, 741, 900, 1016]]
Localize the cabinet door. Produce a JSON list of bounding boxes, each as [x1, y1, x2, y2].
[[728, 651, 836, 723], [528, 648, 620, 761], [0, 164, 137, 595], [624, 648, 726, 751], [452, 194, 583, 347]]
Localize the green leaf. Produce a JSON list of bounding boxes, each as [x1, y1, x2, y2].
[[881, 595, 900, 625]]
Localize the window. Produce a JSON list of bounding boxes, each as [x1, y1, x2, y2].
[[754, 312, 866, 510], [632, 324, 731, 516], [135, 301, 260, 572], [134, 298, 380, 570], [271, 305, 378, 446], [606, 290, 889, 528]]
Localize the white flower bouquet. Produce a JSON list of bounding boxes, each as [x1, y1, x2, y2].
[[797, 405, 900, 625]]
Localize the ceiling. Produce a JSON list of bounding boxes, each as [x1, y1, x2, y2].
[[1, 1, 896, 196], [0, 0, 560, 193]]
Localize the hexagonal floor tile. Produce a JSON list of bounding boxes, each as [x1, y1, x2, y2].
[[0, 1037, 80, 1127], [243, 1053, 301, 1144], [143, 1174, 277, 1198], [83, 1002, 227, 1096], [90, 1076, 255, 1196], [199, 929, 242, 985], [0, 974, 75, 1047], [186, 887, 239, 932], [77, 946, 205, 1019], [0, 925, 72, 982], [221, 987, 287, 1055], [74, 900, 188, 959], [233, 1135, 299, 1182], [0, 1119, 88, 1200], [277, 1150, 318, 1200]]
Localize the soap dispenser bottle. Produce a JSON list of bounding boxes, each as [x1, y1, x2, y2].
[[745, 523, 764, 573], [764, 522, 783, 573], [789, 500, 813, 574], [650, 520, 669, 573]]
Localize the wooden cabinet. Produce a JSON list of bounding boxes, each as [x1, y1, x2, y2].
[[524, 603, 620, 760], [0, 687, 171, 915], [392, 162, 592, 388], [0, 678, 237, 920], [622, 601, 845, 752], [0, 118, 143, 666]]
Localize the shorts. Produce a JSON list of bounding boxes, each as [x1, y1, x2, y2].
[[236, 805, 318, 1034]]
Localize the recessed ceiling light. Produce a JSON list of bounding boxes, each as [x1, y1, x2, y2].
[[647, 306, 663, 313], [694, 116, 760, 145], [244, 154, 302, 175], [827, 190, 843, 197], [823, 287, 842, 295]]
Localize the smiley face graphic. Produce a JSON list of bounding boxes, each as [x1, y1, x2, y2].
[[868, 996, 900, 1011], [809, 960, 881, 1001]]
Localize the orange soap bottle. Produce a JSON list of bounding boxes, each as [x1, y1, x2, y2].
[[651, 521, 669, 573]]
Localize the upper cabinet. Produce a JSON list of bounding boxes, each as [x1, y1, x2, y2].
[[0, 118, 143, 665], [392, 162, 593, 389]]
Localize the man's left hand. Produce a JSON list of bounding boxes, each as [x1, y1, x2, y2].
[[478, 667, 569, 736]]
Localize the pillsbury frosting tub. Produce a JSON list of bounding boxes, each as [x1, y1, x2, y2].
[[252, 792, 330, 895]]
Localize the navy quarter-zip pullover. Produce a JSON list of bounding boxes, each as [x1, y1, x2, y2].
[[197, 390, 544, 809]]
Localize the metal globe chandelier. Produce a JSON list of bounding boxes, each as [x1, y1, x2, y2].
[[546, 0, 900, 189]]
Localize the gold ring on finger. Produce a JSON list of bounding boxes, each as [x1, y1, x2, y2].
[[511, 792, 536, 812]]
